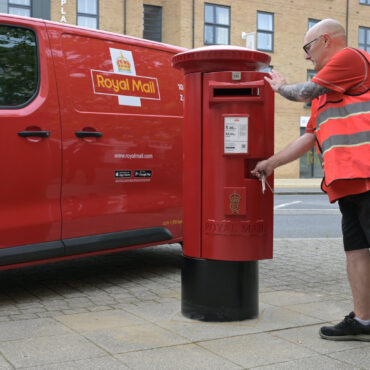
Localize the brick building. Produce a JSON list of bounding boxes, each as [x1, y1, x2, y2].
[[2, 0, 370, 178]]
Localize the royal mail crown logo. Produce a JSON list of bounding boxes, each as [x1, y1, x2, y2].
[[229, 191, 241, 215], [117, 51, 131, 72]]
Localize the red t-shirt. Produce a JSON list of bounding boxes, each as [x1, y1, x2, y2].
[[306, 47, 370, 202]]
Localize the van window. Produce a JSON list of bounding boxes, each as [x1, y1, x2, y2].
[[0, 25, 38, 107]]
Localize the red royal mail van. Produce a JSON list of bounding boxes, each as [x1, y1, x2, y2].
[[0, 14, 185, 271]]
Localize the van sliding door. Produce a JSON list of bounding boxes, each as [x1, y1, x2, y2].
[[47, 24, 184, 252]]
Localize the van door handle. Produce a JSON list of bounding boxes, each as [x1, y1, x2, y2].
[[75, 131, 103, 138], [18, 130, 50, 138]]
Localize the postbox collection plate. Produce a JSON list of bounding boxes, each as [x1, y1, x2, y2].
[[224, 115, 248, 154]]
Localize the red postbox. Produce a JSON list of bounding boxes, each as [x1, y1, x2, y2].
[[173, 46, 274, 321]]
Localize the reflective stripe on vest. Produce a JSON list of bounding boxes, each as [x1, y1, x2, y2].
[[321, 130, 370, 155], [317, 100, 370, 131]]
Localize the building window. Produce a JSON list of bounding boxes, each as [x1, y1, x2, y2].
[[308, 18, 320, 29], [204, 3, 230, 45], [260, 65, 273, 73], [360, 0, 370, 5], [257, 11, 274, 52], [77, 0, 98, 29], [305, 69, 317, 108], [143, 5, 162, 42], [0, 25, 38, 107], [359, 26, 370, 53], [306, 69, 317, 82], [299, 127, 324, 178], [8, 0, 31, 17]]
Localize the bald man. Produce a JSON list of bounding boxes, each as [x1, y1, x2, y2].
[[252, 19, 370, 341]]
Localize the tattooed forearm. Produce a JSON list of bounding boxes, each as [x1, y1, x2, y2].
[[277, 81, 331, 102]]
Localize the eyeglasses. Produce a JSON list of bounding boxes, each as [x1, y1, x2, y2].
[[303, 36, 322, 54]]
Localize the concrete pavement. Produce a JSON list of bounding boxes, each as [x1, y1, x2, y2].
[[0, 237, 369, 369]]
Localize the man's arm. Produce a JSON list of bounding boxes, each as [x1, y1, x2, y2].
[[251, 133, 316, 178], [278, 81, 331, 102], [264, 70, 331, 102]]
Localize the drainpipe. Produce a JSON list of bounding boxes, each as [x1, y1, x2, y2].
[[192, 0, 195, 48], [346, 0, 349, 45], [124, 0, 127, 34]]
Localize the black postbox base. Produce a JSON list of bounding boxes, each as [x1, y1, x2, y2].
[[181, 255, 258, 322]]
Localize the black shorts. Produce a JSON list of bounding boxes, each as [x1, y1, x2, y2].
[[338, 191, 370, 251]]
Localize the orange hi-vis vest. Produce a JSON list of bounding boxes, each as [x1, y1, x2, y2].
[[315, 52, 370, 187]]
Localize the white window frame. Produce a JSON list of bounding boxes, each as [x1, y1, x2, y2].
[[8, 0, 31, 17], [257, 11, 274, 52], [308, 18, 320, 29], [204, 3, 230, 45], [359, 26, 370, 53], [77, 0, 99, 29]]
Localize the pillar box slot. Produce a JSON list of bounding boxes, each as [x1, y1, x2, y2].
[[213, 87, 258, 97], [210, 81, 264, 103]]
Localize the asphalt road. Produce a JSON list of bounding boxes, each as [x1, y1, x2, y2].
[[274, 193, 342, 238]]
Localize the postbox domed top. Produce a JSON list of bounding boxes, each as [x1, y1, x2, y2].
[[172, 45, 271, 74]]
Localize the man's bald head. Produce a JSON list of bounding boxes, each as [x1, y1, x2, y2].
[[303, 19, 347, 70], [307, 19, 346, 41]]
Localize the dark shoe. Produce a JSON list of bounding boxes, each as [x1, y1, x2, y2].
[[319, 312, 370, 341]]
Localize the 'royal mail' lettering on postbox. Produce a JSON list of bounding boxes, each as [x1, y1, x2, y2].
[[205, 219, 264, 236]]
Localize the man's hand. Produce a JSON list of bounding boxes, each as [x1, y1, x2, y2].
[[251, 133, 316, 180], [251, 160, 274, 179], [265, 70, 331, 102], [264, 70, 287, 92]]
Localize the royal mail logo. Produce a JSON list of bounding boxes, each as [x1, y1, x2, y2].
[[116, 51, 131, 72], [90, 48, 160, 107], [229, 190, 241, 215], [92, 70, 160, 100]]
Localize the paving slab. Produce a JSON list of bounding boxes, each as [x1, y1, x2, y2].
[[81, 323, 189, 354], [0, 318, 72, 342], [328, 346, 370, 369], [116, 343, 243, 370], [286, 299, 354, 322], [198, 332, 316, 368], [117, 300, 180, 322], [245, 303, 322, 331], [270, 324, 370, 355], [249, 355, 362, 370], [0, 356, 12, 370], [24, 356, 130, 370], [0, 334, 106, 368], [259, 290, 333, 306], [157, 315, 261, 342], [55, 309, 146, 331]]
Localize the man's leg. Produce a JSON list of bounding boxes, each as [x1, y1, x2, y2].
[[319, 191, 370, 341], [346, 248, 370, 320]]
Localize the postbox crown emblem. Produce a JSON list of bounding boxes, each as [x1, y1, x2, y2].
[[229, 190, 241, 214], [117, 51, 131, 72]]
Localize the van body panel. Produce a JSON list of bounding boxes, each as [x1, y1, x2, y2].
[[0, 16, 62, 248], [46, 23, 184, 241], [0, 15, 184, 270]]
